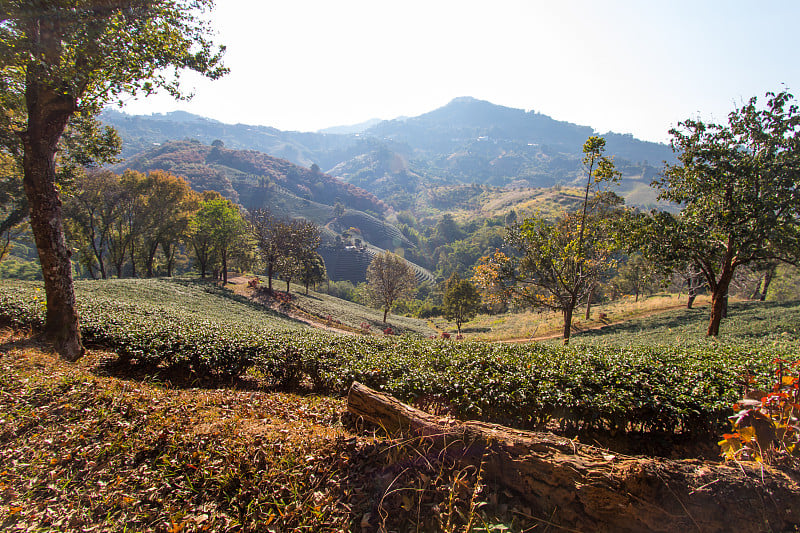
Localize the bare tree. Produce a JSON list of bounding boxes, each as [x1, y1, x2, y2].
[[366, 251, 417, 323]]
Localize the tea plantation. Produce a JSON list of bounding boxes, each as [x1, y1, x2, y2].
[[2, 278, 798, 437]]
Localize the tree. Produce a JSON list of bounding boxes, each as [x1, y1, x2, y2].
[[276, 255, 300, 293], [0, 1, 226, 359], [298, 251, 326, 295], [505, 209, 620, 344], [475, 137, 621, 344], [366, 251, 417, 323], [250, 210, 290, 292], [250, 212, 320, 293], [442, 272, 481, 336], [278, 218, 322, 293], [190, 193, 246, 283], [611, 253, 661, 302], [63, 169, 126, 279], [649, 90, 800, 336]]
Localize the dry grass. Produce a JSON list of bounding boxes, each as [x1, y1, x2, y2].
[[439, 293, 713, 342], [0, 328, 548, 532]]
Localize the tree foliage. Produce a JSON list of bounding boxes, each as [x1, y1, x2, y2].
[[475, 137, 622, 344], [250, 210, 321, 293], [0, 0, 226, 359], [644, 90, 800, 336], [63, 169, 208, 279], [442, 272, 481, 335], [366, 251, 417, 323], [190, 192, 246, 283]]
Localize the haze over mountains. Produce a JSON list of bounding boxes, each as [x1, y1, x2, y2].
[[102, 96, 675, 210]]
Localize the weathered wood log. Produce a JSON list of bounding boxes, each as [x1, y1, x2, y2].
[[347, 381, 800, 533]]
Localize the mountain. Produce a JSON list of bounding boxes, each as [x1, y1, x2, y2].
[[318, 118, 383, 135], [102, 98, 675, 210], [112, 139, 387, 216], [100, 109, 356, 168]]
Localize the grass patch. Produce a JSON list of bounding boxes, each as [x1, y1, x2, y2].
[[0, 331, 554, 532], [454, 293, 704, 341]]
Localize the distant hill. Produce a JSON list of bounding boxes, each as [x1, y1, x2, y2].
[[102, 98, 675, 211], [318, 118, 383, 135], [112, 139, 388, 216], [109, 139, 439, 280]]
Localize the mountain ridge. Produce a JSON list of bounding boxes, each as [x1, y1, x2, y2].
[[101, 97, 674, 210]]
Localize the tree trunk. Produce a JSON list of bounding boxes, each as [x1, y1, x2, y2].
[[162, 242, 174, 277], [221, 249, 228, 284], [129, 239, 137, 278], [88, 219, 107, 279], [20, 83, 82, 361], [383, 307, 389, 323], [585, 284, 594, 320], [760, 266, 775, 301], [145, 240, 158, 277], [267, 261, 274, 292], [562, 304, 573, 345], [707, 267, 734, 336], [347, 382, 800, 533]]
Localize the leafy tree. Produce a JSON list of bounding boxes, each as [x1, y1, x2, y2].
[[137, 171, 199, 277], [476, 137, 621, 344], [432, 213, 463, 246], [442, 272, 481, 335], [611, 253, 661, 302], [281, 218, 321, 293], [472, 250, 514, 314], [366, 251, 417, 323], [0, 0, 226, 359], [250, 210, 290, 292], [648, 90, 800, 336], [276, 255, 300, 293], [190, 193, 246, 283], [505, 209, 620, 343], [299, 252, 326, 294], [114, 169, 150, 278], [63, 169, 126, 279], [250, 212, 320, 293]]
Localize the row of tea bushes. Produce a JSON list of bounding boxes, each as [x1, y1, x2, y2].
[[0, 280, 789, 434]]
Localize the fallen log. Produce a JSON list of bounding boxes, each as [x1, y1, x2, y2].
[[347, 381, 800, 533]]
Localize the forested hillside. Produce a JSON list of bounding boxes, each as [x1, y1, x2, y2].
[[102, 97, 675, 210], [113, 139, 388, 216]]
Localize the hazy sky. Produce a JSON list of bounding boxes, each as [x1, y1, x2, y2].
[[118, 0, 800, 144]]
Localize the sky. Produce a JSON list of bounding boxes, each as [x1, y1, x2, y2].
[[117, 0, 800, 144]]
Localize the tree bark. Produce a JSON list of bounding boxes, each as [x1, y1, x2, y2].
[[348, 382, 800, 533], [20, 82, 83, 360], [760, 266, 775, 301], [562, 304, 573, 345], [585, 284, 594, 319], [707, 268, 734, 336]]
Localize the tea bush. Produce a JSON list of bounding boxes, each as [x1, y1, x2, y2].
[[1, 279, 795, 435]]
